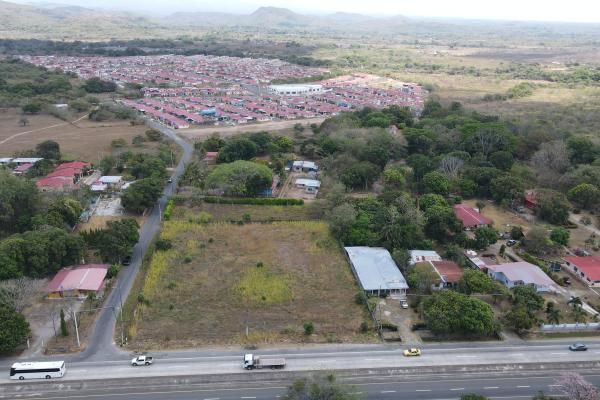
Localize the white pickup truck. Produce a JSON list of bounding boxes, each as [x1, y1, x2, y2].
[[130, 355, 153, 366]]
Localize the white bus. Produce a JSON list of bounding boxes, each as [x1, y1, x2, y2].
[[10, 361, 66, 380]]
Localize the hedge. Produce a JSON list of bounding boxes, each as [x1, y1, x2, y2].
[[203, 196, 304, 206], [163, 198, 175, 220]]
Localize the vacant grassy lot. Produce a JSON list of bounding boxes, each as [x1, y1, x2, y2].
[[173, 203, 316, 222], [126, 220, 372, 349], [0, 108, 147, 160]]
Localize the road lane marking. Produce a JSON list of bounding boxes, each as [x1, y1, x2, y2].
[[550, 352, 567, 355], [416, 389, 431, 392], [204, 398, 220, 400], [241, 397, 256, 399], [517, 385, 530, 388], [365, 358, 383, 361], [485, 386, 500, 389], [381, 390, 396, 393], [456, 355, 478, 358], [451, 388, 465, 391]]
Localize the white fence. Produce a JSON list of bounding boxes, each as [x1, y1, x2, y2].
[[540, 322, 600, 332]]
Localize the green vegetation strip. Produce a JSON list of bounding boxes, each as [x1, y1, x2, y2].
[[203, 196, 304, 206]]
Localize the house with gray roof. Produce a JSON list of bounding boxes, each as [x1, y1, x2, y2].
[[344, 247, 409, 297], [487, 261, 557, 293]]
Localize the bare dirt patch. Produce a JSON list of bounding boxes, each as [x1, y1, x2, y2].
[[125, 220, 374, 349], [182, 118, 324, 141], [0, 108, 147, 161]]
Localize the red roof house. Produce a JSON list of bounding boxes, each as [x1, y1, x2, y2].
[[454, 204, 492, 230], [430, 260, 464, 288], [524, 191, 537, 209], [36, 176, 76, 191], [563, 256, 600, 286], [47, 264, 109, 298]]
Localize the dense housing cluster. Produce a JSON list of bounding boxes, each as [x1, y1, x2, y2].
[[21, 55, 424, 128]]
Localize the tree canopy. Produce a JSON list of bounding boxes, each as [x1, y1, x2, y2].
[[206, 160, 273, 196]]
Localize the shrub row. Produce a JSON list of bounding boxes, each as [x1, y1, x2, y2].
[[163, 198, 175, 220], [203, 196, 304, 206]]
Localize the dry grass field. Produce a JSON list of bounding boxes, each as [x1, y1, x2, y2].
[[173, 203, 316, 222], [0, 108, 147, 161], [126, 220, 373, 349]]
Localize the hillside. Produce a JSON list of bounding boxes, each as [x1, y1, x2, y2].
[[0, 0, 165, 39]]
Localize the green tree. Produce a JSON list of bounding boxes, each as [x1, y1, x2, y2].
[[91, 219, 140, 264], [535, 189, 570, 225], [567, 183, 600, 210], [340, 161, 381, 190], [59, 308, 68, 337], [22, 102, 42, 114], [513, 285, 544, 314], [505, 305, 538, 334], [421, 171, 451, 196], [283, 375, 361, 400], [489, 151, 514, 171], [206, 160, 273, 196], [98, 155, 115, 175], [490, 175, 525, 206], [383, 167, 406, 189], [550, 227, 570, 246], [121, 178, 163, 213], [35, 140, 60, 160], [474, 226, 498, 250], [0, 172, 40, 235], [419, 193, 447, 211], [567, 136, 599, 165], [303, 321, 314, 335], [423, 290, 497, 337], [406, 263, 439, 294], [83, 77, 117, 93], [458, 269, 495, 295], [424, 205, 463, 242], [217, 138, 259, 163], [521, 227, 556, 256], [0, 303, 31, 353]]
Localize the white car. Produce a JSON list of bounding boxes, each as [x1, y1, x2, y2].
[[400, 299, 409, 309], [131, 355, 153, 366]]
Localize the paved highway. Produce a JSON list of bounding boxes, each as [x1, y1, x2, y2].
[[3, 372, 598, 399], [2, 340, 600, 383]]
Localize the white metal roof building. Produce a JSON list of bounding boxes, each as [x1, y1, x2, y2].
[[267, 84, 323, 96], [344, 246, 409, 296], [11, 157, 43, 165]]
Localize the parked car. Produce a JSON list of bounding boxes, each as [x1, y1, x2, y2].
[[122, 256, 132, 266], [400, 299, 409, 309], [563, 277, 572, 286], [569, 343, 588, 351], [167, 178, 173, 183], [506, 239, 518, 247], [403, 348, 421, 357]]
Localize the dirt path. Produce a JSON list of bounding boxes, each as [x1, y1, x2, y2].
[[0, 113, 88, 146], [182, 118, 325, 140], [570, 212, 600, 237]]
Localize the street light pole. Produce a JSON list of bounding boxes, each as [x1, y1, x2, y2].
[[72, 309, 80, 348]]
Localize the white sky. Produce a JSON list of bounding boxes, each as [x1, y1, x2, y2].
[[22, 0, 600, 22]]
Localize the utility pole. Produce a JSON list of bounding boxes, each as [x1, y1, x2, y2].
[[72, 309, 80, 348]]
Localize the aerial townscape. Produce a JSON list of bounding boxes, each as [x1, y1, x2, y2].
[[1, 1, 600, 399]]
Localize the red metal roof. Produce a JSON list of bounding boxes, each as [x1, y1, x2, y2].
[[453, 204, 492, 228], [47, 264, 109, 293], [36, 177, 73, 188], [564, 256, 600, 281], [430, 260, 464, 284]]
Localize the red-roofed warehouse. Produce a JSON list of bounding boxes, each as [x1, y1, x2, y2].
[[564, 256, 600, 286]]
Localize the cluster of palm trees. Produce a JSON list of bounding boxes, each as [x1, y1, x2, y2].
[[545, 296, 588, 325]]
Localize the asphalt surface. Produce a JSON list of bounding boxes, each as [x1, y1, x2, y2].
[[74, 120, 193, 362], [4, 371, 599, 399]]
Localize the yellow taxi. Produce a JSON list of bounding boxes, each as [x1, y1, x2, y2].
[[403, 348, 422, 357]]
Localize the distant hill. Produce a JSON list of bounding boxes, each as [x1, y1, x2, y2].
[[0, 0, 164, 39]]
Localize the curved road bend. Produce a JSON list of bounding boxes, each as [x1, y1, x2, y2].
[[75, 120, 193, 361]]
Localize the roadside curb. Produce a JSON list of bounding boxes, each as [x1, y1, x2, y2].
[[3, 361, 600, 394]]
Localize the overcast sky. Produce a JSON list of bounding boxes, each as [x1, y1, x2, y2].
[[21, 0, 600, 22]]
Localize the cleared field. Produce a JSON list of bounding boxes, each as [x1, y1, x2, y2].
[[0, 108, 147, 160], [182, 118, 324, 141], [126, 220, 373, 349], [173, 203, 316, 222]]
